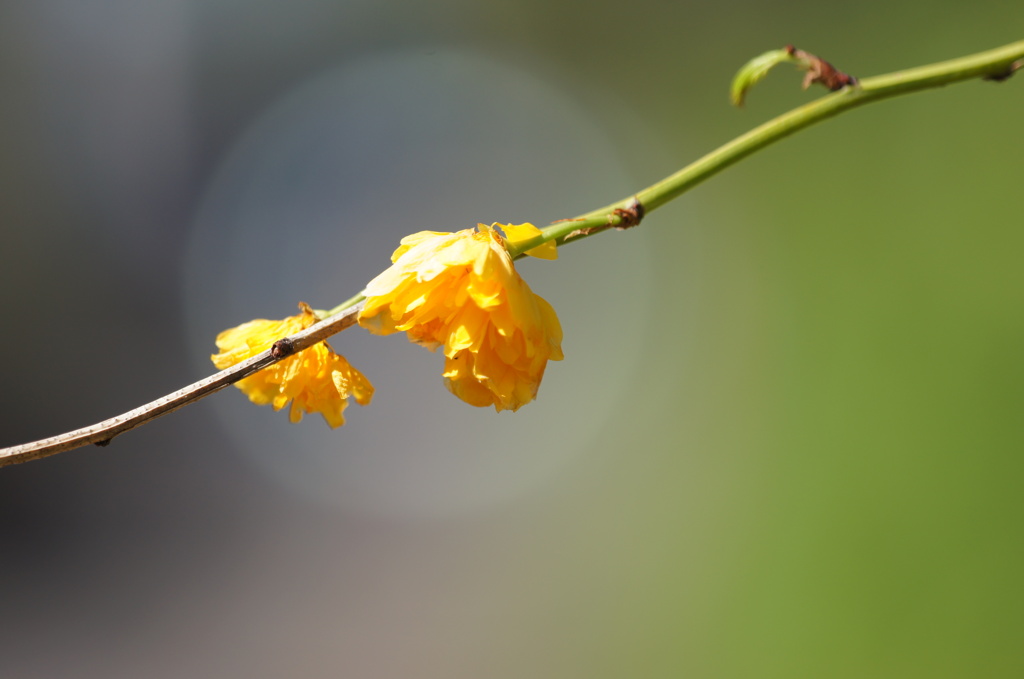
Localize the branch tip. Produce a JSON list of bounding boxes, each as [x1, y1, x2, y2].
[[731, 45, 857, 106]]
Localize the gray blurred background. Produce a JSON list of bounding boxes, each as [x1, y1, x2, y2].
[[2, 1, 1023, 677]]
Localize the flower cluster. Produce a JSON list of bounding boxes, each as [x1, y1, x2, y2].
[[211, 302, 373, 428], [358, 223, 562, 412], [211, 223, 562, 425]]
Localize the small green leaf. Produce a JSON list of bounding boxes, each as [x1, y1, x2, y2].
[[730, 49, 797, 107]]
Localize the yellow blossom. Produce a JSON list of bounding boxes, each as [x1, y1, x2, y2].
[[358, 223, 563, 412], [211, 302, 373, 427]]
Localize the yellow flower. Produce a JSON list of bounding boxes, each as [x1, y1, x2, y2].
[[359, 223, 562, 412], [211, 302, 373, 427]]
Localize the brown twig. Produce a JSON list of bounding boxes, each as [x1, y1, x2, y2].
[[0, 302, 365, 467]]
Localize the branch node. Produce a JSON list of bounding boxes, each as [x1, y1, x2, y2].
[[984, 59, 1023, 82], [612, 197, 645, 230], [271, 338, 296, 359]]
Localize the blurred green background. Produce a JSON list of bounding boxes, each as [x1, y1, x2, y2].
[[2, 1, 1023, 677]]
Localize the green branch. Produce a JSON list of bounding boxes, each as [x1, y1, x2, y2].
[[509, 39, 1024, 256], [3, 39, 1022, 466]]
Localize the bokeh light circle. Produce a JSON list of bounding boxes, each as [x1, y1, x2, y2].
[[183, 48, 655, 519]]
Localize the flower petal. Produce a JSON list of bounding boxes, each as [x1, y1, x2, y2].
[[359, 226, 562, 411], [211, 303, 373, 427]]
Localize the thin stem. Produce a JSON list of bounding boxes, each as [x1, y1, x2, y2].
[[511, 39, 1024, 255], [3, 39, 1022, 466], [321, 293, 366, 319], [0, 303, 364, 467]]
